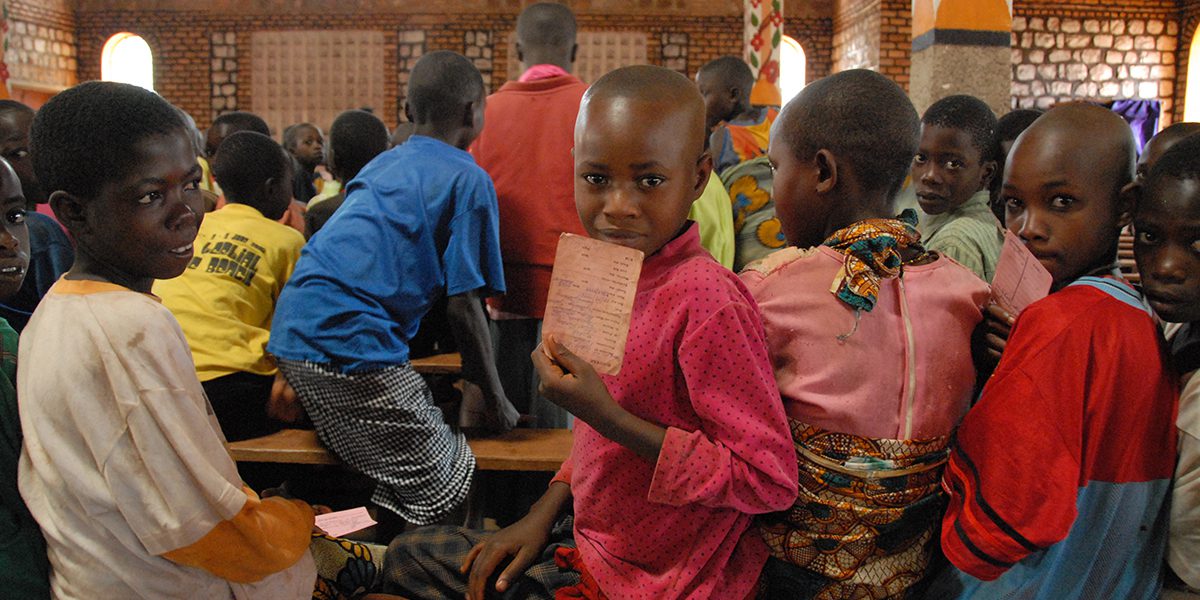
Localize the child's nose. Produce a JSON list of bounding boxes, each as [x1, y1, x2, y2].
[[920, 165, 940, 184], [1015, 209, 1048, 242], [602, 187, 639, 219], [1147, 247, 1188, 284]]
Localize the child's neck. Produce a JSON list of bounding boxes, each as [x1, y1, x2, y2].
[[413, 122, 473, 150], [65, 248, 153, 294], [823, 189, 896, 237]]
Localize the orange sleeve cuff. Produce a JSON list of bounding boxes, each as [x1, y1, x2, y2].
[[163, 487, 314, 583]]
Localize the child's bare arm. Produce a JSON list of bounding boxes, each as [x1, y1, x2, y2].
[[531, 336, 666, 461], [461, 481, 571, 600], [446, 290, 520, 432]]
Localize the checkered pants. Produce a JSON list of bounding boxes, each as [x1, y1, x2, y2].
[[276, 359, 475, 525]]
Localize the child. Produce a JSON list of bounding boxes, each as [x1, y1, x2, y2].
[[934, 103, 1178, 598], [154, 131, 304, 442], [696, 56, 779, 176], [0, 156, 48, 598], [306, 110, 389, 237], [18, 81, 325, 598], [268, 51, 519, 527], [382, 65, 797, 600], [1131, 135, 1200, 593], [913, 95, 1003, 282], [283, 122, 324, 204], [205, 110, 271, 161], [1136, 121, 1200, 181], [0, 100, 72, 332], [988, 108, 1042, 222], [742, 70, 989, 598]]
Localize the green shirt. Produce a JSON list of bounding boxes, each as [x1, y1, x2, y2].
[[0, 316, 49, 599], [689, 171, 736, 269], [920, 189, 1004, 283]]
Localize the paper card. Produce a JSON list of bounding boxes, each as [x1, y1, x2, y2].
[[541, 233, 644, 375], [314, 507, 377, 538], [990, 230, 1053, 315]]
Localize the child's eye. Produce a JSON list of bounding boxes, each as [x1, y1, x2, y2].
[[1135, 229, 1159, 245], [1049, 195, 1075, 210], [946, 160, 963, 170], [583, 174, 607, 186], [4, 149, 28, 160], [137, 191, 163, 205], [1004, 197, 1023, 210], [913, 154, 927, 165], [1191, 239, 1200, 254], [6, 208, 25, 225], [184, 178, 202, 192], [638, 175, 665, 189]]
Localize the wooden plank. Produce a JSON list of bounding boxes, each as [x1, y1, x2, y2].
[[410, 352, 462, 375], [228, 428, 573, 472]]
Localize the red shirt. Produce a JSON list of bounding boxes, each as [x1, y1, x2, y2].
[[470, 74, 589, 318]]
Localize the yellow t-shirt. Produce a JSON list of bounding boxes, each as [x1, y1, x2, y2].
[[155, 203, 305, 381]]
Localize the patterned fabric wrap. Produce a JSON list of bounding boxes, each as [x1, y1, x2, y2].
[[760, 420, 950, 599], [720, 156, 786, 272], [821, 210, 924, 312], [311, 534, 385, 600]]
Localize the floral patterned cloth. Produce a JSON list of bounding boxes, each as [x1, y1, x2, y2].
[[311, 533, 384, 600], [721, 156, 786, 271], [821, 210, 925, 312]]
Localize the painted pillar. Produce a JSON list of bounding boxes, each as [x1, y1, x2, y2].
[[0, 2, 9, 99], [909, 0, 1012, 115], [746, 0, 783, 106]]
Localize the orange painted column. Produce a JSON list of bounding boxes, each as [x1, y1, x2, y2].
[[910, 0, 1012, 115], [745, 0, 782, 106]]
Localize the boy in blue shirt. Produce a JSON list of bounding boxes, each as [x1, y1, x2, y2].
[[268, 51, 517, 527]]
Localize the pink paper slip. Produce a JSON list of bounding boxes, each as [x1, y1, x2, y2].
[[991, 230, 1053, 315], [314, 507, 376, 538], [542, 233, 644, 375]]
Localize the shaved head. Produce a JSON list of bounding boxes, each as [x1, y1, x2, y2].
[[579, 65, 707, 156], [1013, 102, 1136, 195], [406, 50, 484, 126], [1138, 121, 1200, 179], [516, 2, 577, 68]]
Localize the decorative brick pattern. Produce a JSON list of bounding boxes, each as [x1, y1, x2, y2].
[[396, 30, 425, 122], [464, 30, 493, 89], [1011, 7, 1180, 119], [210, 31, 237, 115], [661, 32, 689, 74], [7, 19, 76, 90]]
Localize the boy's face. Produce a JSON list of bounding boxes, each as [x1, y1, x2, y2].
[[0, 110, 44, 204], [289, 126, 324, 169], [574, 97, 710, 257], [913, 124, 994, 215], [768, 132, 829, 248], [76, 131, 204, 292], [695, 71, 734, 130], [1134, 175, 1200, 323], [1002, 133, 1128, 286], [0, 161, 29, 300]]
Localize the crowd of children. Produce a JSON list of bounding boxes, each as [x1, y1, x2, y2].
[[0, 2, 1196, 598]]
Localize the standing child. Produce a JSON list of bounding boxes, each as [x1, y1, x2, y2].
[[0, 156, 47, 598], [1131, 134, 1200, 594], [743, 69, 989, 598], [305, 109, 389, 238], [988, 108, 1042, 222], [696, 56, 779, 176], [154, 131, 304, 442], [283, 122, 324, 204], [934, 103, 1178, 599], [268, 51, 519, 528], [18, 81, 327, 598], [913, 95, 1003, 282], [383, 65, 797, 600]]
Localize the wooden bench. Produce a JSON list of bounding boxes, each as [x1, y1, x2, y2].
[[410, 352, 462, 375], [228, 427, 572, 472]]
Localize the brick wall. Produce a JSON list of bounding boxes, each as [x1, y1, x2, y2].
[[6, 0, 77, 92], [1011, 0, 1182, 123], [786, 16, 834, 83], [879, 0, 911, 89], [830, 0, 909, 89]]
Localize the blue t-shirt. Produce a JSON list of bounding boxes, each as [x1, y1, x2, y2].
[[268, 135, 505, 372]]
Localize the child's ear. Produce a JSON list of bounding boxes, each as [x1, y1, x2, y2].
[[48, 190, 88, 235], [515, 41, 525, 63], [1117, 179, 1139, 229], [979, 159, 998, 191], [814, 149, 838, 194], [693, 151, 714, 199], [403, 102, 414, 124], [570, 43, 578, 64]]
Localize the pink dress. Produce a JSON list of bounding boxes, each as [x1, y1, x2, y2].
[[553, 224, 798, 599]]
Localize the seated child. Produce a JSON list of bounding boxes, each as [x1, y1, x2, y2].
[[988, 108, 1042, 222], [1136, 121, 1200, 181], [934, 103, 1178, 599], [305, 109, 390, 238], [268, 51, 519, 527], [283, 122, 324, 204], [0, 100, 72, 331], [913, 94, 1003, 282], [17, 80, 331, 598], [696, 56, 779, 176], [382, 65, 797, 600], [743, 69, 990, 598], [202, 110, 271, 197], [0, 156, 49, 598], [1131, 134, 1200, 593], [154, 130, 304, 442]]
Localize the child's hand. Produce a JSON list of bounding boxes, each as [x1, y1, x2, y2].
[[267, 372, 306, 423], [531, 336, 617, 424], [460, 515, 553, 600], [982, 303, 1015, 362]]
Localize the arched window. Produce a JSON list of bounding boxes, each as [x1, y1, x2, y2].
[[101, 33, 154, 91], [779, 35, 806, 106], [1187, 28, 1200, 122]]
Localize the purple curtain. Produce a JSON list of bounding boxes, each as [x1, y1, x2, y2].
[[1109, 99, 1161, 151]]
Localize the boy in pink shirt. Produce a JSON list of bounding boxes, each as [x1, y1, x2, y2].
[[383, 66, 797, 600], [742, 70, 989, 598]]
